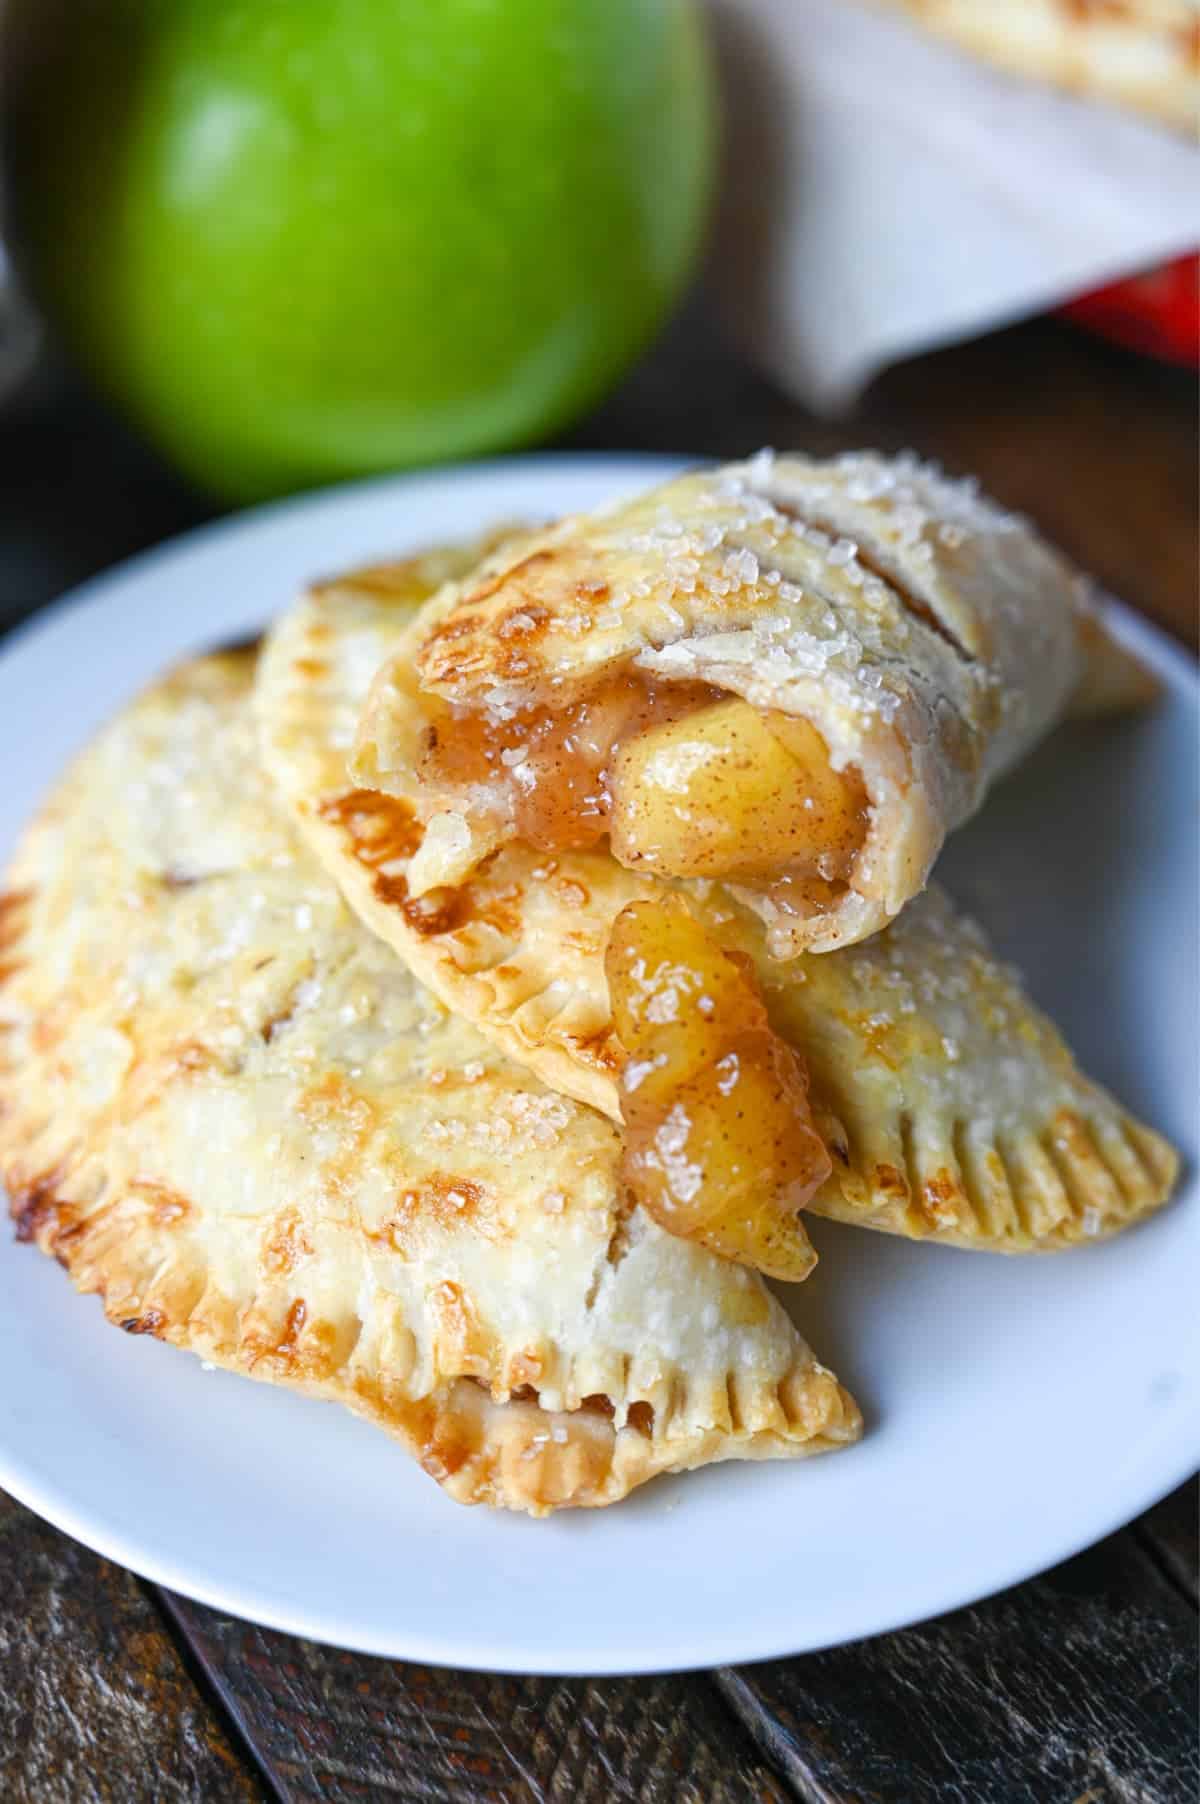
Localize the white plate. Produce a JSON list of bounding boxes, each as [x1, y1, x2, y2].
[[0, 455, 1195, 1675]]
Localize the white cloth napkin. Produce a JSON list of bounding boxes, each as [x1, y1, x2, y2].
[[708, 0, 1200, 410]]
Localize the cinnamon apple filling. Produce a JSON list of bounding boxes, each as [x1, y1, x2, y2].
[[415, 672, 721, 852], [412, 669, 870, 911], [605, 895, 829, 1281]]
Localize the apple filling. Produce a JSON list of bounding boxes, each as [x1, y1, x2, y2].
[[415, 672, 720, 852], [412, 670, 870, 912], [605, 895, 829, 1281]]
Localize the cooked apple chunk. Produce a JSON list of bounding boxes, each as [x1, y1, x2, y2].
[[606, 895, 830, 1282], [408, 668, 870, 918], [609, 699, 869, 884]]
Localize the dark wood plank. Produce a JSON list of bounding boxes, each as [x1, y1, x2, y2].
[[159, 1593, 787, 1804], [864, 322, 1199, 649], [0, 1489, 264, 1804], [717, 1519, 1198, 1804], [1136, 1479, 1199, 1606]]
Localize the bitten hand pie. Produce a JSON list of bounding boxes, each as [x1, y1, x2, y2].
[[0, 652, 859, 1515], [257, 541, 1177, 1260], [352, 452, 1149, 957]]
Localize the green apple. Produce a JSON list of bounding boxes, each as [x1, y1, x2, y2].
[[6, 0, 713, 500]]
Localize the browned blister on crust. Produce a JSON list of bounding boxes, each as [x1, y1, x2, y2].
[[257, 538, 1177, 1254], [0, 648, 858, 1514]]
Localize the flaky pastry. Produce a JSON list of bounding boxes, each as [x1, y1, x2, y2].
[[354, 454, 1148, 958], [258, 538, 1177, 1256], [0, 652, 859, 1514]]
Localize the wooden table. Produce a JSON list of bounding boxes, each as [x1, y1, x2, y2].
[[0, 303, 1196, 1803]]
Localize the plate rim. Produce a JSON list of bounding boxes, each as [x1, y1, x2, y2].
[[0, 450, 1195, 1675]]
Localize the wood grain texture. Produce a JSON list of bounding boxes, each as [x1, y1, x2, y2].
[[0, 1491, 264, 1804], [160, 1592, 787, 1804], [717, 1521, 1199, 1804]]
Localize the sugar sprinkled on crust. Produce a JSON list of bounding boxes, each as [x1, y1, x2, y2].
[[393, 450, 1093, 953], [0, 643, 864, 1516], [257, 502, 1175, 1262]]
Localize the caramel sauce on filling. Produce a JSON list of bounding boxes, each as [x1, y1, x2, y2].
[[605, 896, 829, 1282], [415, 670, 870, 909]]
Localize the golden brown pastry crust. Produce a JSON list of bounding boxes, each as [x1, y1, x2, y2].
[[0, 650, 858, 1514], [258, 550, 1177, 1253], [761, 886, 1179, 1249], [867, 0, 1199, 134]]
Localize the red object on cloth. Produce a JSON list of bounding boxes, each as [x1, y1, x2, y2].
[[1059, 253, 1200, 367]]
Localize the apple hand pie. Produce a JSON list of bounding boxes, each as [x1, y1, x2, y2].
[[352, 452, 1150, 958], [0, 651, 859, 1514], [258, 539, 1177, 1260]]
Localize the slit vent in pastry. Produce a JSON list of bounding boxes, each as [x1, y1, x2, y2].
[[257, 540, 1177, 1257]]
